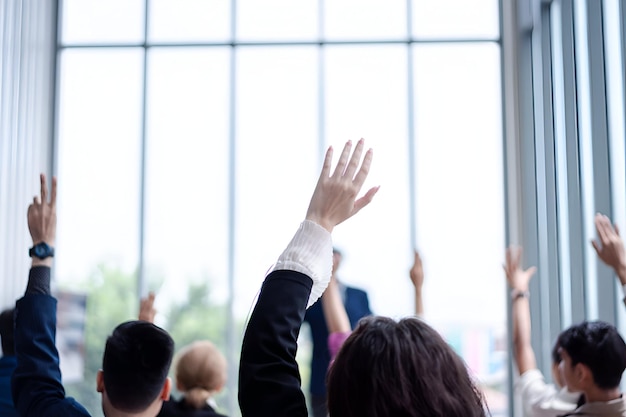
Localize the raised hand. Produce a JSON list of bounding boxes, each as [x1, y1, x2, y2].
[[592, 213, 626, 274], [138, 292, 157, 323], [504, 246, 536, 292], [305, 139, 379, 233], [410, 250, 425, 316], [28, 173, 57, 246], [409, 250, 424, 290]]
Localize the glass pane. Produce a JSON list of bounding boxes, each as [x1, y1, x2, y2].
[[61, 0, 145, 44], [412, 0, 499, 40], [324, 45, 411, 318], [413, 43, 506, 415], [143, 48, 231, 412], [234, 47, 318, 317], [148, 0, 230, 43], [603, 0, 626, 332], [56, 48, 144, 416], [237, 0, 318, 41], [324, 0, 406, 40]]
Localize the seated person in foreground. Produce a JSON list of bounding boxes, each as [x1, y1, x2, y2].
[[558, 321, 626, 416], [504, 246, 580, 416], [238, 139, 487, 417], [12, 174, 174, 417], [159, 340, 228, 417], [138, 293, 228, 417]]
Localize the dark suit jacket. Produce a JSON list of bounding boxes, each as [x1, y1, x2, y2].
[[0, 355, 18, 417], [12, 294, 91, 417], [239, 270, 312, 417], [304, 284, 371, 395]]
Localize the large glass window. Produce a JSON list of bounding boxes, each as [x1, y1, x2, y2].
[[55, 1, 505, 416]]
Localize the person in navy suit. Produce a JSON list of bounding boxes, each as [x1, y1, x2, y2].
[[304, 248, 371, 417], [12, 174, 175, 417]]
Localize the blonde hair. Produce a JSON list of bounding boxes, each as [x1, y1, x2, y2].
[[175, 340, 227, 409]]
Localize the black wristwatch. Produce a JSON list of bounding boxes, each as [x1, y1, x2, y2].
[[29, 242, 55, 259]]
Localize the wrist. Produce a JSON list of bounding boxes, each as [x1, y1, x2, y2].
[[510, 288, 530, 301], [304, 216, 334, 233], [31, 257, 53, 268], [615, 264, 626, 285]]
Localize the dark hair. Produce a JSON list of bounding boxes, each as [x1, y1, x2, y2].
[[558, 321, 626, 390], [551, 340, 561, 365], [103, 320, 174, 412], [0, 308, 15, 356], [327, 316, 487, 417]]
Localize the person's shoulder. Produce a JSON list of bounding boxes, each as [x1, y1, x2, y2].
[[345, 285, 368, 296]]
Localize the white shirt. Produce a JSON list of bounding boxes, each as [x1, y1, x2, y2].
[[517, 369, 580, 417]]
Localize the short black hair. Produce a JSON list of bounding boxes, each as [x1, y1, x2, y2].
[[103, 321, 174, 412], [0, 308, 15, 356], [558, 321, 626, 390]]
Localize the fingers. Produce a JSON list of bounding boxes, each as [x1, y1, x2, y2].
[[50, 176, 57, 208], [332, 140, 353, 178], [33, 196, 41, 205], [320, 146, 334, 179], [505, 247, 512, 271], [595, 213, 610, 244], [504, 245, 523, 273], [615, 223, 620, 236], [414, 250, 421, 264], [40, 173, 48, 204], [526, 266, 537, 277], [343, 139, 365, 179], [353, 148, 373, 190], [515, 246, 523, 268]]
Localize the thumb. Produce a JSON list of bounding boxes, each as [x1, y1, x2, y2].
[[526, 266, 537, 277], [353, 186, 380, 214], [591, 239, 601, 255]]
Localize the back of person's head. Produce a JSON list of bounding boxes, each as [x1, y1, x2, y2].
[[102, 320, 174, 412], [327, 316, 486, 417], [0, 308, 15, 356], [175, 340, 227, 409], [551, 340, 561, 365], [557, 320, 626, 390]]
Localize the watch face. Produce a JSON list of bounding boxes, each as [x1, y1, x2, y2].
[[33, 243, 51, 258], [35, 245, 47, 257]]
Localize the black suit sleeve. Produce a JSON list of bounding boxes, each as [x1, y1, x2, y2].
[[12, 294, 91, 417], [238, 270, 312, 417]]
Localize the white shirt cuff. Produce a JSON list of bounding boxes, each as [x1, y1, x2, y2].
[[272, 220, 333, 308]]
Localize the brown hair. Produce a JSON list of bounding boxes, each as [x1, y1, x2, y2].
[[327, 316, 487, 417], [175, 340, 227, 409]]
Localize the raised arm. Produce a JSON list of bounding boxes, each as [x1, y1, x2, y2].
[[504, 246, 537, 375], [592, 213, 626, 290], [409, 250, 424, 317], [12, 174, 90, 416], [138, 292, 157, 323], [238, 139, 378, 417], [321, 277, 351, 335]]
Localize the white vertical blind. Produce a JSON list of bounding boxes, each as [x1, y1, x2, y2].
[[0, 0, 57, 309]]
